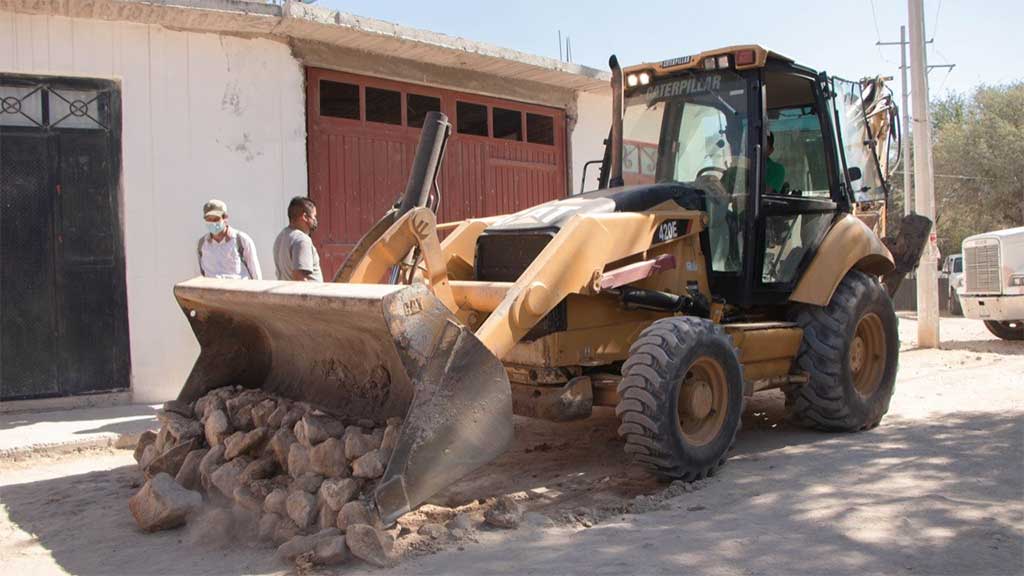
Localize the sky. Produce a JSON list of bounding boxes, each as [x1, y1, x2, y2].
[[319, 0, 1022, 98]]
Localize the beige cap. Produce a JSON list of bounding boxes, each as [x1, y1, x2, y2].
[[203, 199, 228, 218]]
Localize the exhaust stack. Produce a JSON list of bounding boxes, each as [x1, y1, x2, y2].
[[608, 55, 625, 188]]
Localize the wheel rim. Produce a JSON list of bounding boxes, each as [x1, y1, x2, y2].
[[851, 313, 886, 397], [677, 356, 728, 446]]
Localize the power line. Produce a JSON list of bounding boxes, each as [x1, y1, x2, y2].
[[869, 0, 895, 64], [931, 0, 944, 39]]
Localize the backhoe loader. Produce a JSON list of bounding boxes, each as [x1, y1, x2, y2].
[[172, 45, 929, 526]]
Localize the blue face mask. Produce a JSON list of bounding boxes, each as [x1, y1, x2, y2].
[[206, 220, 226, 235]]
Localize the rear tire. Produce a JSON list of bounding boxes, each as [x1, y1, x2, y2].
[[949, 290, 963, 316], [984, 320, 1024, 341], [786, 270, 899, 431], [616, 317, 744, 481]]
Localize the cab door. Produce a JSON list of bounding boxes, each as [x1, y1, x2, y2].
[[752, 69, 847, 305]]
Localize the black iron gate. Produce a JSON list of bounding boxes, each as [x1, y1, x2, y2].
[[0, 75, 129, 401]]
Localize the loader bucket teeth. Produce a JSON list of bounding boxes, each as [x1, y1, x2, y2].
[[173, 277, 513, 524]]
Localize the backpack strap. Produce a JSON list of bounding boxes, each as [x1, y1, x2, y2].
[[197, 235, 207, 276], [236, 232, 252, 278]]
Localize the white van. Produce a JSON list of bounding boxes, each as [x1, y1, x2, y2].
[[959, 226, 1024, 340]]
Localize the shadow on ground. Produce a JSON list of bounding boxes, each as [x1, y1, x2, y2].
[[3, 394, 1022, 576], [0, 404, 158, 432]]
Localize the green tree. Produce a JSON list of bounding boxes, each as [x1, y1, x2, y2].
[[930, 83, 1024, 256]]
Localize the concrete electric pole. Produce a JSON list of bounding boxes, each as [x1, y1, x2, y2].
[[908, 0, 940, 347]]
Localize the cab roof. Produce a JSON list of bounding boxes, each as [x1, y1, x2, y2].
[[623, 45, 799, 77]]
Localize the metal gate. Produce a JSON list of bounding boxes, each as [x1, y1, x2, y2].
[[307, 68, 568, 278], [0, 75, 129, 401]]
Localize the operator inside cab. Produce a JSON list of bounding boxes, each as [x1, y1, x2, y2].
[[765, 131, 786, 194]]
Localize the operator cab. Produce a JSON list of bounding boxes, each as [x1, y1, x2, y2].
[[606, 46, 891, 307]]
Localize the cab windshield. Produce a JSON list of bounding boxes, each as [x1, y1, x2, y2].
[[622, 70, 751, 272]]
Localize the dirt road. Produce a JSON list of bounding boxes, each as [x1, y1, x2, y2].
[[2, 316, 1022, 575]]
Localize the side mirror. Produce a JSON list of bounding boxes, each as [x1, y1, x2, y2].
[[847, 166, 863, 182]]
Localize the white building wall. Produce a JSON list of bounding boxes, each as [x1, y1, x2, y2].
[[0, 11, 307, 402], [571, 90, 612, 194]]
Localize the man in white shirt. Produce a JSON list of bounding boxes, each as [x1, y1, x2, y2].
[[273, 196, 323, 282], [197, 199, 262, 280]]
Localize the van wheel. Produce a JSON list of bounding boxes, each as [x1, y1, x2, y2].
[[786, 270, 899, 431], [949, 291, 962, 316], [984, 320, 1024, 341], [616, 317, 744, 481]]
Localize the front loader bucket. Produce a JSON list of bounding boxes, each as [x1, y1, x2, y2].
[[173, 277, 513, 525]]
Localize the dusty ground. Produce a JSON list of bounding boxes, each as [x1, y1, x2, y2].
[[1, 315, 1021, 575]]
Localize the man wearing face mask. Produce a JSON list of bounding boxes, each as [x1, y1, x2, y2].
[[196, 199, 263, 280], [273, 196, 323, 282]]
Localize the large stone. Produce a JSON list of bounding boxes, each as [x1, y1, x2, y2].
[[129, 473, 202, 532], [267, 403, 292, 429], [418, 523, 448, 540], [269, 428, 298, 470], [286, 490, 318, 528], [287, 443, 312, 478], [313, 535, 350, 565], [257, 512, 281, 542], [249, 475, 289, 501], [264, 488, 289, 515], [226, 394, 258, 430], [295, 415, 345, 447], [210, 457, 249, 499], [280, 406, 305, 431], [484, 496, 522, 529], [157, 410, 204, 442], [198, 444, 227, 491], [273, 518, 302, 545], [239, 456, 277, 484], [310, 437, 348, 478], [346, 524, 394, 568], [251, 399, 277, 429], [134, 430, 157, 462], [154, 427, 172, 455], [138, 444, 158, 471], [379, 424, 400, 456], [225, 427, 268, 460], [344, 432, 378, 461], [146, 437, 200, 478], [351, 449, 385, 479], [277, 528, 342, 561], [175, 448, 209, 492], [319, 478, 362, 511], [318, 503, 337, 531], [204, 409, 232, 447], [233, 484, 264, 512], [294, 473, 324, 494], [336, 500, 381, 532]]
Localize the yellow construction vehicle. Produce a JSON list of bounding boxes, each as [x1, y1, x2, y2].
[[172, 45, 928, 525]]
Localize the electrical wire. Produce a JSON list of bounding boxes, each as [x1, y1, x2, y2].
[[868, 0, 896, 65]]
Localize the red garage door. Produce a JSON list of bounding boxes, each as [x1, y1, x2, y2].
[[306, 68, 567, 278]]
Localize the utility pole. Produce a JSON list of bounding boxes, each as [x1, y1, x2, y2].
[[909, 0, 939, 347], [878, 30, 954, 217]]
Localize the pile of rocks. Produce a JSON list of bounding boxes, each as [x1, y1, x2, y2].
[[130, 385, 401, 568]]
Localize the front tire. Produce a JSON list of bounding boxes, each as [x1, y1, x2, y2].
[[786, 270, 899, 431], [616, 317, 744, 481], [984, 320, 1024, 341]]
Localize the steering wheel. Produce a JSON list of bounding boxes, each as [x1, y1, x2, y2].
[[697, 166, 726, 179]]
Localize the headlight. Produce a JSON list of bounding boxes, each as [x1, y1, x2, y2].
[[1011, 275, 1024, 287]]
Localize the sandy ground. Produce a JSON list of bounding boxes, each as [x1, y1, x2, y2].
[[1, 315, 1021, 575]]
